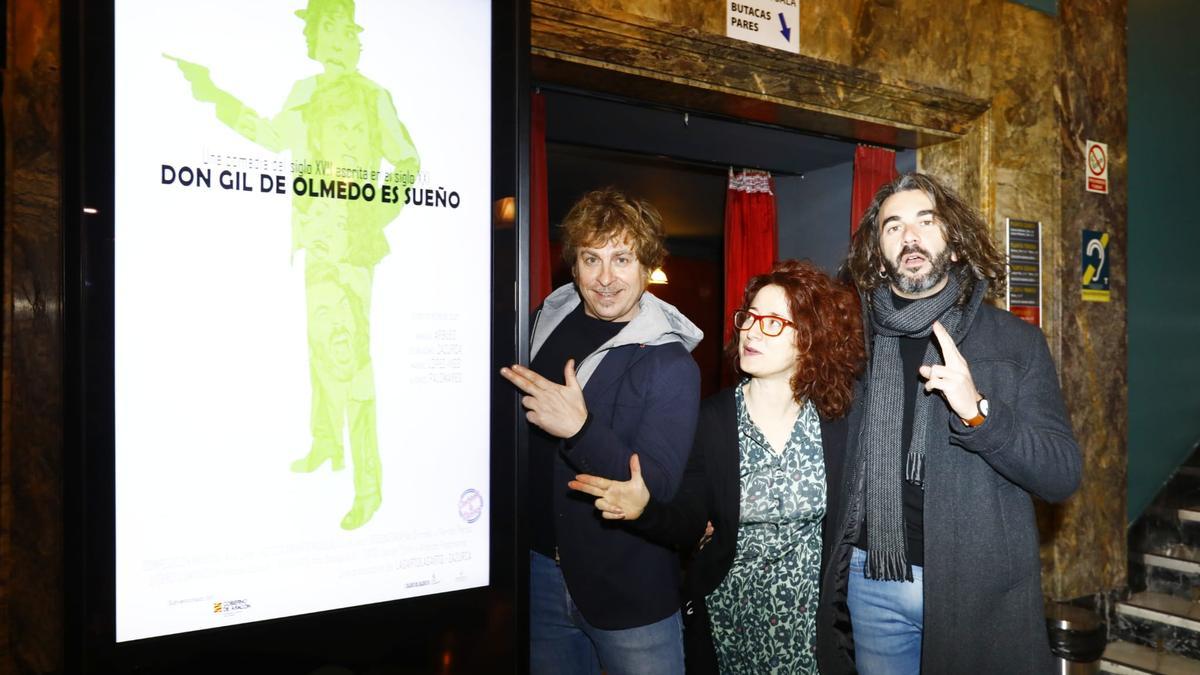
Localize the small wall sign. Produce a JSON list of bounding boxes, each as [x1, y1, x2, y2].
[[1006, 218, 1042, 326], [726, 0, 800, 54], [1085, 139, 1109, 194], [1082, 230, 1111, 302]]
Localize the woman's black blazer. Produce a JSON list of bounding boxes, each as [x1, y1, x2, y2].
[[632, 386, 849, 674]]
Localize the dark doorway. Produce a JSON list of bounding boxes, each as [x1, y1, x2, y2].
[[539, 88, 912, 395]]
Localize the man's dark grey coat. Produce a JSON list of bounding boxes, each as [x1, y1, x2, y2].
[[817, 302, 1082, 674]]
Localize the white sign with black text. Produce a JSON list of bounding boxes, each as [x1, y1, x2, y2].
[[726, 0, 800, 54]]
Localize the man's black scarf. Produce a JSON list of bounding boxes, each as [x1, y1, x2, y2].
[[861, 267, 987, 581]]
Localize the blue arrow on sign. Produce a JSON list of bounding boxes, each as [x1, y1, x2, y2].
[[779, 13, 792, 42]]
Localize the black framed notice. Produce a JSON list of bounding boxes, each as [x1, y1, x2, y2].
[[1005, 218, 1042, 327]]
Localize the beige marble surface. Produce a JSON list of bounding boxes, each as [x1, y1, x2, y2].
[[2, 0, 66, 672], [1052, 0, 1129, 597]]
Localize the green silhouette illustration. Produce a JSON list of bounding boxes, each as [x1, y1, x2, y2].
[[167, 0, 419, 530]]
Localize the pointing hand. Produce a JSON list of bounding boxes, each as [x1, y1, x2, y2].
[[918, 321, 982, 421], [499, 359, 588, 438], [568, 453, 651, 521]]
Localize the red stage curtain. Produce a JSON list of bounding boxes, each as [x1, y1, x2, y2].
[[724, 169, 777, 346], [850, 145, 898, 236], [530, 91, 552, 308]]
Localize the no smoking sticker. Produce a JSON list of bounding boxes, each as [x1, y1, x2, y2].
[[1085, 140, 1108, 194]]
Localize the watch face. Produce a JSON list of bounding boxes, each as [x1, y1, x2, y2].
[[979, 398, 990, 416]]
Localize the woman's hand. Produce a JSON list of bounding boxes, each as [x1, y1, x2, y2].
[[568, 454, 651, 520]]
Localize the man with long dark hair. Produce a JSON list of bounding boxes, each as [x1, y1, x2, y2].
[[818, 173, 1081, 674]]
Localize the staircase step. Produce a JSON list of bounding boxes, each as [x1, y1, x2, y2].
[[1178, 511, 1200, 551], [1132, 547, 1200, 598], [1120, 592, 1200, 629], [1129, 503, 1200, 556], [1102, 640, 1200, 674], [1145, 470, 1200, 514], [1115, 592, 1200, 661], [1139, 549, 1200, 576], [1120, 450, 1200, 672], [1140, 504, 1200, 524]]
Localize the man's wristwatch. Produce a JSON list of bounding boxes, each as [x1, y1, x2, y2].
[[962, 395, 989, 427]]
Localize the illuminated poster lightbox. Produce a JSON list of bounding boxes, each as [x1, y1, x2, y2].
[[114, 0, 491, 642]]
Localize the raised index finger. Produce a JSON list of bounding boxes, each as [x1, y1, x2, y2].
[[931, 321, 964, 366]]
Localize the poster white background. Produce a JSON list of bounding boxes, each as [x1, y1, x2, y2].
[[114, 0, 491, 642]]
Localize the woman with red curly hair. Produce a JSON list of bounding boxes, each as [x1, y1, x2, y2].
[[570, 260, 864, 674]]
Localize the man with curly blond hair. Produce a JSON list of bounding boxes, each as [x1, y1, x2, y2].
[[502, 188, 703, 675]]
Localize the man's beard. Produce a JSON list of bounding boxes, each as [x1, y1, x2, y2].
[[884, 245, 955, 295]]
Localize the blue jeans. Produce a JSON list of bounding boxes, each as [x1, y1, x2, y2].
[[847, 547, 923, 675], [529, 551, 684, 675]]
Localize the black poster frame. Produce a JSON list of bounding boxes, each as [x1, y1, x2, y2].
[[63, 2, 529, 672]]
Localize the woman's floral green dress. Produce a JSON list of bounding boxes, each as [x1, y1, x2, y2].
[[706, 384, 826, 674]]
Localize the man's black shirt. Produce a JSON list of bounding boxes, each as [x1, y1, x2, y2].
[[529, 303, 627, 558]]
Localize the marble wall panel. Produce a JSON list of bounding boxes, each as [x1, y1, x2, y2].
[[992, 167, 1061, 360], [543, 0, 1000, 98], [807, 0, 998, 101], [1114, 611, 1200, 661], [531, 3, 989, 142], [919, 112, 990, 214], [2, 0, 65, 672], [552, 0, 720, 34], [990, 4, 1059, 169], [559, 0, 723, 33], [1055, 0, 1129, 596], [983, 5, 1061, 355]]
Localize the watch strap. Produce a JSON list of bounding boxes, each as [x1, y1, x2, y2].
[[962, 395, 987, 427]]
